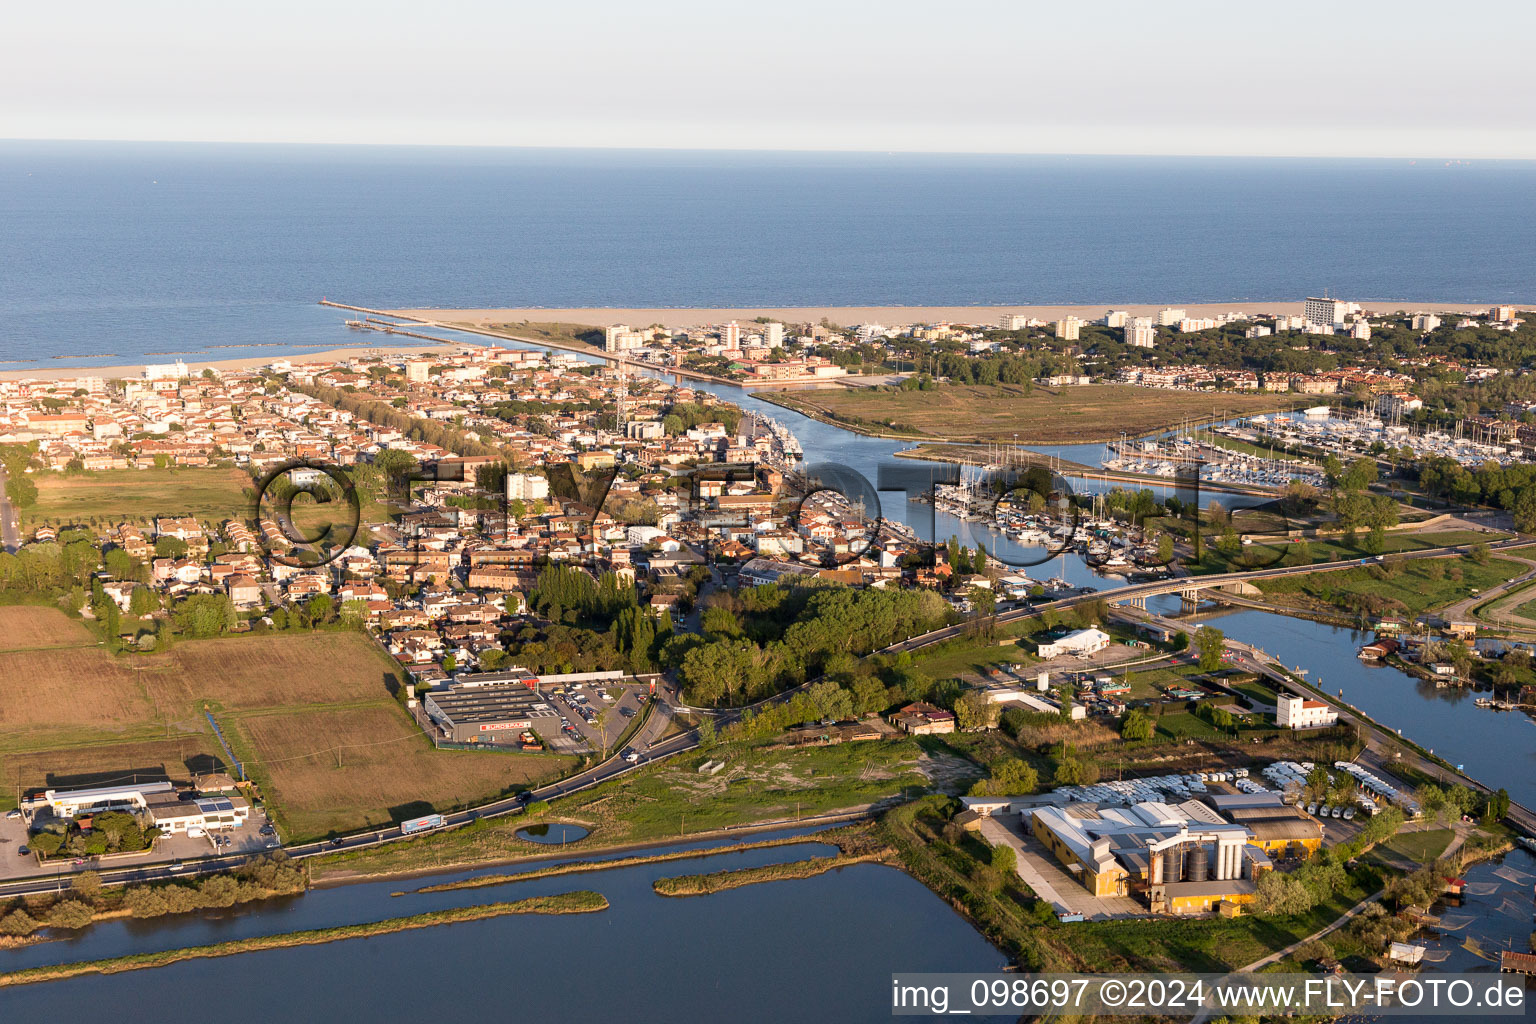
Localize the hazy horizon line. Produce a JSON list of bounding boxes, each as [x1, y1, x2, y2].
[[3, 136, 1534, 165]]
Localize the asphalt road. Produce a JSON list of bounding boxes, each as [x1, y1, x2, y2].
[[0, 466, 21, 553]]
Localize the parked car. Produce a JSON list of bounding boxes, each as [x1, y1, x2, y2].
[[17, 846, 28, 857]]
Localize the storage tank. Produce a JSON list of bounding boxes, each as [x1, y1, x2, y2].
[[1187, 844, 1209, 882], [1167, 844, 1185, 882]]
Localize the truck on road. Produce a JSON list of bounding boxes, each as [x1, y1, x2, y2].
[[399, 813, 447, 836]]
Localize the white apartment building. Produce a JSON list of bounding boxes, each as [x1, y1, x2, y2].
[[505, 472, 551, 502], [1177, 317, 1217, 333], [1055, 316, 1082, 341], [1275, 692, 1338, 730], [1125, 317, 1156, 348], [1244, 325, 1272, 338], [1156, 307, 1186, 327], [999, 313, 1033, 330], [405, 360, 431, 383], [604, 325, 646, 352], [1349, 321, 1372, 340], [1304, 297, 1353, 327], [1102, 310, 1129, 328], [1411, 313, 1442, 332], [764, 322, 785, 348], [720, 321, 741, 349]]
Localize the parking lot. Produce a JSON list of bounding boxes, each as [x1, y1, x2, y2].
[[531, 681, 650, 755], [0, 805, 278, 882]]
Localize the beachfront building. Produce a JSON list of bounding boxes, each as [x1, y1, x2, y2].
[[998, 313, 1033, 330], [1055, 316, 1082, 341], [1411, 313, 1442, 333], [1125, 318, 1156, 348], [1304, 297, 1353, 328], [1155, 307, 1186, 327], [1102, 310, 1128, 328], [1275, 692, 1338, 730], [720, 321, 741, 350], [763, 322, 785, 348]]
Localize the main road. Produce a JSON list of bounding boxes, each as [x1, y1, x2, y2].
[[0, 465, 21, 553]]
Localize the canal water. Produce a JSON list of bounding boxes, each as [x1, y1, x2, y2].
[[1185, 607, 1536, 812], [447, 326, 1268, 590], [0, 829, 1010, 1022]]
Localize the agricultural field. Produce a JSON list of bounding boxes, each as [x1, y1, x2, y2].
[[25, 466, 253, 528], [0, 608, 572, 832], [230, 707, 567, 839], [0, 604, 96, 651], [768, 384, 1303, 444]]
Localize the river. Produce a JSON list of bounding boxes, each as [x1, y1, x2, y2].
[[0, 828, 1011, 1022]]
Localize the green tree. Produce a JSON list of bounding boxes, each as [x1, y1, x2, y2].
[[1195, 626, 1225, 671], [1120, 708, 1154, 741]]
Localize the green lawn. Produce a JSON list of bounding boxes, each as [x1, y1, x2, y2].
[[1196, 530, 1504, 576], [1369, 828, 1454, 866], [26, 466, 254, 528], [1255, 554, 1524, 618], [1155, 711, 1230, 741], [906, 623, 1040, 679]]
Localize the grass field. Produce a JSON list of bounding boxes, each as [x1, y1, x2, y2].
[[26, 467, 253, 528], [0, 608, 572, 833], [1255, 554, 1525, 618], [313, 739, 948, 879], [767, 384, 1303, 444], [473, 321, 604, 351], [1198, 529, 1507, 576]]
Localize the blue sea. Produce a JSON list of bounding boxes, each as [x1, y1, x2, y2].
[[2, 140, 1535, 369]]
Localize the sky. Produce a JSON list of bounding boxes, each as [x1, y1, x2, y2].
[[4, 0, 1533, 158]]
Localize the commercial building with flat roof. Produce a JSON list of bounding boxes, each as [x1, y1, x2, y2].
[[424, 677, 556, 745]]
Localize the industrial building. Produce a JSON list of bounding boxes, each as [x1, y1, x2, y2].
[[1036, 627, 1111, 659], [1026, 800, 1267, 913]]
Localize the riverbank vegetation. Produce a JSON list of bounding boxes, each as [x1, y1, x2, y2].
[[0, 891, 608, 988], [652, 851, 876, 896], [401, 835, 833, 895], [0, 854, 306, 943]]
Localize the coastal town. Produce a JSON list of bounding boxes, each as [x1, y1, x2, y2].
[[1, 299, 1535, 986]]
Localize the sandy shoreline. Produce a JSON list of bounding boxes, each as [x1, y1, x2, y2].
[[4, 296, 1524, 381], [0, 343, 449, 382], [391, 299, 1518, 330]]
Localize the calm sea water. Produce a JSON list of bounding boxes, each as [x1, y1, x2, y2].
[[2, 141, 1536, 369]]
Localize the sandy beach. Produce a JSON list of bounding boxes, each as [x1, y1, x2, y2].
[[390, 299, 1514, 330], [0, 343, 450, 382], [3, 296, 1522, 382]]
